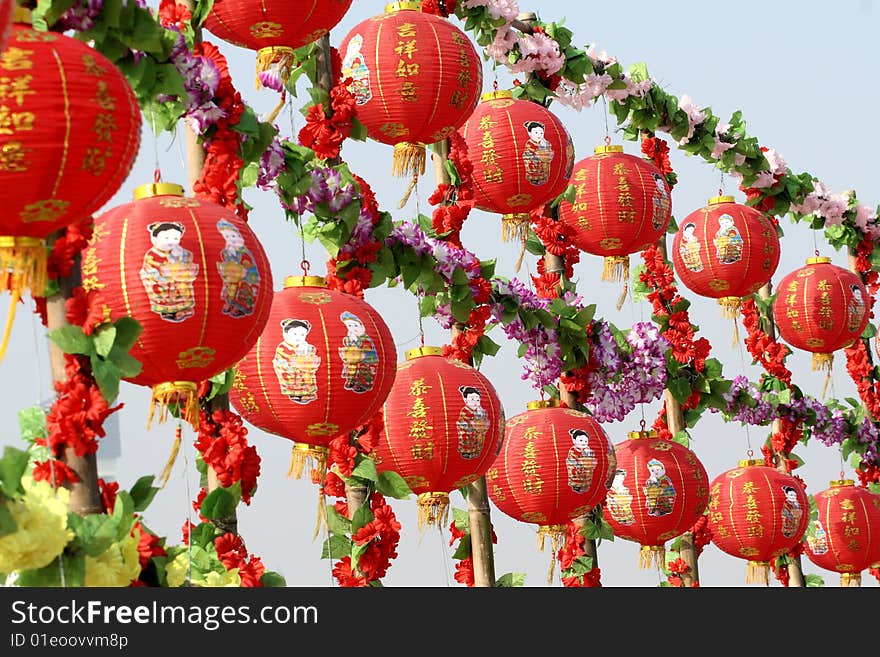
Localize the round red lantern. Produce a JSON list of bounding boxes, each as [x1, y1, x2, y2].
[[84, 183, 273, 426], [487, 400, 611, 553], [460, 89, 573, 243], [372, 346, 505, 528], [557, 144, 671, 282], [603, 428, 710, 570], [338, 1, 482, 178], [229, 275, 397, 478], [204, 0, 353, 87], [803, 479, 880, 587], [707, 459, 809, 585], [773, 256, 869, 371], [0, 11, 140, 316], [672, 195, 780, 317]]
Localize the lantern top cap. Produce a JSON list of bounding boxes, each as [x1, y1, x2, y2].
[[13, 7, 31, 24], [385, 1, 421, 13], [594, 145, 623, 155], [737, 458, 765, 467], [481, 89, 513, 102], [133, 182, 185, 201], [405, 346, 444, 360], [627, 429, 659, 440], [153, 381, 198, 394], [284, 275, 327, 289], [526, 399, 559, 410], [830, 478, 855, 487], [709, 195, 735, 205], [806, 256, 831, 265]]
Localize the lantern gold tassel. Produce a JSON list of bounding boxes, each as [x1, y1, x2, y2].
[[148, 381, 200, 429], [0, 288, 20, 364], [501, 213, 532, 245], [718, 295, 742, 319], [392, 141, 427, 178], [812, 352, 834, 372], [746, 559, 771, 585], [313, 487, 328, 541], [416, 491, 449, 532], [536, 525, 566, 586], [602, 255, 630, 283], [287, 443, 328, 481], [638, 544, 666, 571], [254, 46, 296, 89], [840, 572, 861, 587], [158, 424, 183, 487], [0, 236, 48, 295]]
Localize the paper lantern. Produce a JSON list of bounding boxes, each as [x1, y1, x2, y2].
[[487, 400, 611, 553], [557, 145, 671, 282], [603, 428, 710, 570], [672, 195, 780, 317], [204, 0, 354, 86], [459, 89, 573, 243], [373, 346, 505, 528], [338, 1, 482, 178], [707, 459, 809, 585], [803, 479, 880, 587], [230, 275, 397, 478], [773, 256, 869, 371], [0, 1, 13, 52], [83, 183, 273, 426], [0, 11, 140, 323]]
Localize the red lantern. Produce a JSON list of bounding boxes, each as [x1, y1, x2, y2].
[[773, 256, 869, 371], [338, 1, 482, 178], [557, 145, 671, 282], [603, 429, 710, 570], [672, 195, 780, 317], [0, 13, 141, 315], [460, 89, 573, 243], [487, 400, 612, 553], [707, 459, 809, 584], [84, 183, 273, 426], [204, 0, 354, 86], [373, 346, 505, 528], [229, 275, 397, 478], [803, 479, 880, 587]]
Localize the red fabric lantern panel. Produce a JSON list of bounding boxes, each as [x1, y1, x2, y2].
[[487, 400, 612, 550], [773, 256, 869, 371], [803, 479, 880, 587], [230, 275, 397, 477], [373, 347, 505, 527], [707, 460, 809, 584], [84, 183, 273, 426], [603, 429, 710, 570], [459, 89, 573, 242], [339, 2, 482, 177], [672, 195, 780, 317], [557, 145, 671, 281], [0, 18, 141, 297]]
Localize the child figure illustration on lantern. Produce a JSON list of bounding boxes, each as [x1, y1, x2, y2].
[[606, 468, 636, 525], [338, 311, 378, 393], [679, 222, 704, 272], [643, 458, 676, 517], [522, 120, 554, 186], [780, 485, 804, 538], [456, 385, 489, 460], [650, 172, 671, 230], [272, 318, 320, 404], [806, 519, 828, 555], [341, 34, 372, 106], [848, 284, 866, 332], [216, 219, 260, 318], [566, 429, 597, 493], [140, 221, 199, 322], [713, 214, 743, 264]]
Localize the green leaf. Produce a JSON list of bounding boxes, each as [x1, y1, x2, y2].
[[0, 502, 17, 537], [200, 487, 240, 520], [18, 406, 47, 444], [376, 470, 413, 500], [351, 505, 373, 536], [90, 357, 121, 403], [68, 513, 120, 557], [111, 491, 135, 541], [129, 475, 160, 513], [16, 551, 84, 587], [93, 325, 117, 358], [666, 376, 692, 405], [321, 535, 353, 559], [0, 446, 29, 498], [325, 504, 351, 537], [451, 533, 472, 560], [350, 456, 378, 483], [260, 571, 287, 587], [48, 324, 92, 355], [106, 346, 142, 379], [494, 572, 526, 587]]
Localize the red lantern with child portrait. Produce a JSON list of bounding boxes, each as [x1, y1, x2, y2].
[[84, 183, 273, 427], [230, 275, 397, 480], [487, 400, 612, 555], [372, 347, 505, 529]]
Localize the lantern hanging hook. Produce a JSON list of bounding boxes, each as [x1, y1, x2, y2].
[[746, 448, 754, 458], [300, 259, 311, 276], [604, 134, 611, 147], [153, 168, 162, 184]]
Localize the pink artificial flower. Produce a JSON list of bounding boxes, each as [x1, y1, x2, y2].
[[678, 94, 706, 145]]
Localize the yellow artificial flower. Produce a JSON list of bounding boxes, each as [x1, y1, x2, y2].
[[84, 528, 141, 587], [165, 552, 241, 587], [0, 477, 73, 574]]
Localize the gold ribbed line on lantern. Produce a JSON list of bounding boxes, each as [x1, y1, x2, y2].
[[148, 381, 200, 429], [417, 491, 450, 530]]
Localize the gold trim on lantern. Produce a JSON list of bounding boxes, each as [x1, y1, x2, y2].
[[385, 1, 422, 13], [527, 399, 559, 410], [406, 346, 444, 360], [0, 236, 42, 249], [481, 89, 514, 102], [718, 296, 742, 319], [627, 429, 658, 440], [708, 195, 735, 205], [830, 479, 855, 487], [284, 275, 327, 288], [594, 145, 623, 155], [287, 443, 329, 481], [416, 491, 450, 531], [738, 458, 764, 467], [806, 256, 831, 265], [148, 381, 200, 429], [13, 7, 32, 23], [133, 182, 185, 200]]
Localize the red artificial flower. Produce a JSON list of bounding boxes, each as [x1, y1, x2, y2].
[[328, 435, 358, 477], [157, 0, 191, 30], [322, 470, 346, 498], [134, 521, 167, 569], [65, 287, 108, 335], [31, 459, 79, 488], [332, 556, 367, 587], [98, 478, 119, 514], [448, 519, 467, 546], [453, 557, 475, 586]]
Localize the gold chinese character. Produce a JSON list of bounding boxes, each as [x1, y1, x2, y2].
[[407, 397, 428, 419], [395, 60, 420, 77], [81, 54, 106, 77], [0, 48, 34, 71], [409, 418, 434, 440], [82, 146, 110, 175], [410, 378, 431, 396], [92, 113, 117, 142], [94, 80, 117, 111], [478, 116, 497, 130], [396, 22, 417, 38], [483, 168, 502, 184], [0, 75, 34, 106], [523, 478, 544, 494], [394, 39, 418, 59], [449, 88, 466, 109]]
